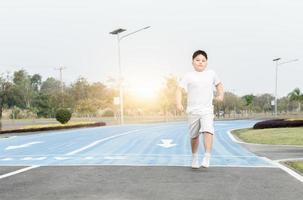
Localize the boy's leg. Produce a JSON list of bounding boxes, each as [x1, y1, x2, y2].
[[200, 114, 215, 168], [191, 136, 199, 154], [191, 136, 200, 168], [188, 115, 201, 168], [201, 133, 212, 168], [203, 132, 213, 153]]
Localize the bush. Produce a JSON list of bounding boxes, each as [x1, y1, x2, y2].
[[9, 107, 37, 119], [55, 109, 72, 124], [102, 109, 114, 117], [253, 119, 303, 129]]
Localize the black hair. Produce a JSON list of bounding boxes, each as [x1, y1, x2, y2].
[[192, 50, 208, 60]]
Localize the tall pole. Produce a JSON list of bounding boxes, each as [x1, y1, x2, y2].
[[274, 60, 279, 116], [110, 26, 151, 124], [55, 66, 66, 106], [273, 58, 298, 116], [117, 34, 124, 124]]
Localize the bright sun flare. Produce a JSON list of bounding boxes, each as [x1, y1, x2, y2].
[[130, 86, 157, 99]]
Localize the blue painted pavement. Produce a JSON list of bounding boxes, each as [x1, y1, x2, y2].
[[0, 120, 274, 167]]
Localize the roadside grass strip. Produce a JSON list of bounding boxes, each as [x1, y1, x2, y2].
[[231, 127, 303, 146]]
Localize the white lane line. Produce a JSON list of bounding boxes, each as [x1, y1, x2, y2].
[[104, 156, 127, 160], [5, 141, 44, 150], [262, 157, 303, 183], [65, 129, 141, 155], [54, 157, 70, 160], [1, 158, 14, 161], [0, 165, 40, 180], [229, 129, 303, 182], [21, 157, 47, 161]]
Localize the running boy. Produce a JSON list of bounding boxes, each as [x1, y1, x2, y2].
[[176, 50, 224, 168]]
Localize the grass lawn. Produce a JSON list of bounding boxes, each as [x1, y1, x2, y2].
[[232, 127, 303, 145], [285, 160, 303, 175]]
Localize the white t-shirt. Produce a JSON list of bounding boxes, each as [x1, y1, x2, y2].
[[179, 69, 221, 115]]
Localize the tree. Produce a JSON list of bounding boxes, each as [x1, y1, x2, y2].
[[288, 88, 303, 112], [253, 93, 274, 113], [30, 74, 42, 92], [35, 77, 62, 117], [158, 75, 182, 116]]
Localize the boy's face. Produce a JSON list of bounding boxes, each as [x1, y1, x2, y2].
[[192, 54, 208, 72]]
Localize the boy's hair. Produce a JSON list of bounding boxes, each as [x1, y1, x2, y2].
[[192, 50, 208, 60]]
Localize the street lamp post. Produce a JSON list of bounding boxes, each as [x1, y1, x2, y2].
[[272, 58, 299, 116], [110, 26, 151, 124]]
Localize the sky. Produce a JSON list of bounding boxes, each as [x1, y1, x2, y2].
[[0, 0, 302, 98]]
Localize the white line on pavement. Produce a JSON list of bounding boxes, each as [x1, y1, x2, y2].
[[262, 157, 303, 183], [0, 128, 143, 180], [65, 129, 141, 155], [0, 165, 40, 180]]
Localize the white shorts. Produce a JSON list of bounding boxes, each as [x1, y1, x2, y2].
[[188, 114, 214, 138]]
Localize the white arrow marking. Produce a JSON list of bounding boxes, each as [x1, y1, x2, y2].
[[157, 139, 177, 148], [5, 141, 44, 150], [83, 157, 94, 160]]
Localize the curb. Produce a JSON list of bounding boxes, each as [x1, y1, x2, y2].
[[0, 122, 106, 134], [228, 128, 303, 183]]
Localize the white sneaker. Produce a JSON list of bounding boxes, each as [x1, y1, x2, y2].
[[201, 156, 210, 168], [191, 157, 200, 169]]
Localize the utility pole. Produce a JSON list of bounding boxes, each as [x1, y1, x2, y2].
[[54, 66, 67, 106]]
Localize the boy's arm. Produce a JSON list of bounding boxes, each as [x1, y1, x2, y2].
[[214, 83, 224, 102], [176, 87, 184, 111]]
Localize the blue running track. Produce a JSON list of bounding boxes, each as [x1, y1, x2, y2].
[[0, 120, 274, 167]]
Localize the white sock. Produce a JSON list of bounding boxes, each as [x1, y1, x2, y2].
[[192, 153, 198, 159], [204, 153, 211, 158]]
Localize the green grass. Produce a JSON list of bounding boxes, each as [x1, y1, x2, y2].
[[285, 161, 303, 174], [232, 127, 303, 145]]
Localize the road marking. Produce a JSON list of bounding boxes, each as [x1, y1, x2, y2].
[[1, 158, 13, 161], [228, 129, 303, 182], [0, 165, 40, 180], [54, 157, 70, 160], [21, 157, 47, 161], [262, 157, 303, 183], [0, 129, 144, 179], [104, 156, 127, 160], [65, 129, 141, 155], [5, 141, 44, 150], [157, 139, 177, 148], [83, 156, 94, 160]]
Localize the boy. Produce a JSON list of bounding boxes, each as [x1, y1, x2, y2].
[[176, 50, 224, 168]]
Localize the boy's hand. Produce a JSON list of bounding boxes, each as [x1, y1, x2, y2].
[[214, 95, 224, 102], [177, 103, 184, 112]]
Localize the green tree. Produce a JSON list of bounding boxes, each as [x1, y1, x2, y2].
[[242, 94, 255, 113], [35, 77, 62, 117], [0, 74, 14, 119], [288, 88, 303, 112]]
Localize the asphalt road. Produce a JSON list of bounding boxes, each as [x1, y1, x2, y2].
[[0, 120, 302, 200]]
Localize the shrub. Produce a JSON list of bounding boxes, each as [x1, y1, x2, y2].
[[102, 109, 114, 117], [55, 109, 72, 124], [253, 119, 303, 129]]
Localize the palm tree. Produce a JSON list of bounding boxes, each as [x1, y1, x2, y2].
[[288, 88, 303, 112]]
